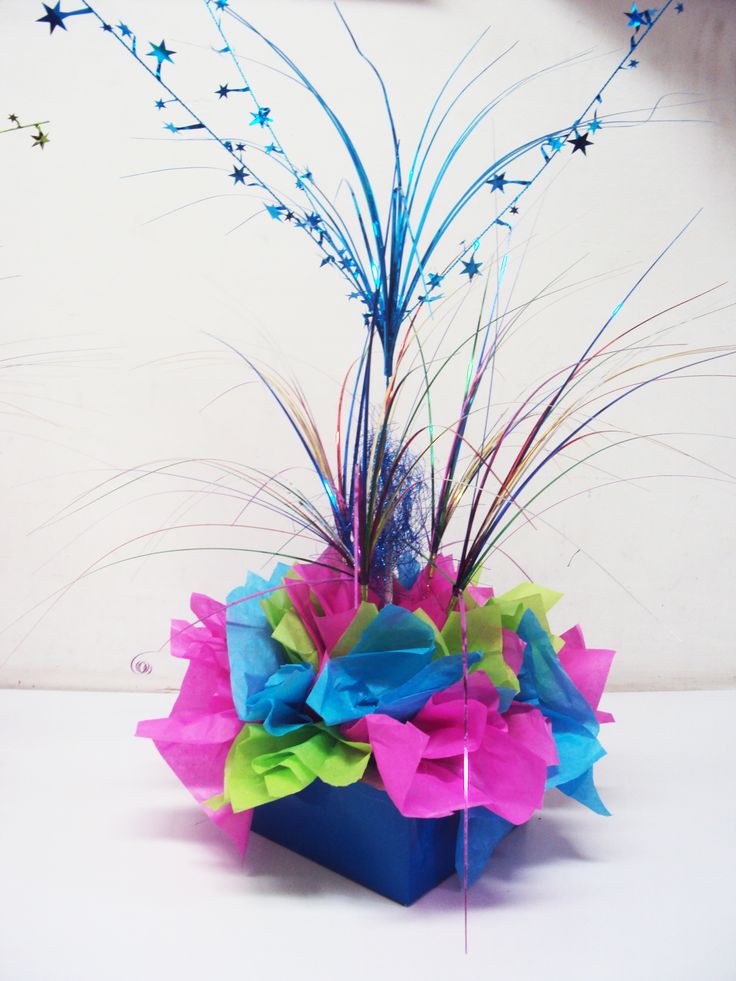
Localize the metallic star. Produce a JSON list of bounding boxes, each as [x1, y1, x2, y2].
[[624, 4, 645, 28], [101, 22, 113, 32], [250, 107, 272, 127], [37, 3, 70, 33], [589, 116, 602, 133], [461, 256, 482, 280], [8, 113, 19, 125], [155, 99, 166, 110], [230, 165, 247, 184], [235, 143, 245, 152], [118, 22, 132, 37], [548, 135, 566, 152], [146, 39, 176, 75], [510, 205, 519, 214], [675, 2, 684, 11], [628, 4, 655, 28], [214, 0, 229, 8], [32, 128, 49, 149], [216, 84, 230, 99], [568, 132, 593, 155], [428, 272, 444, 289], [164, 122, 178, 133], [487, 172, 509, 192], [629, 58, 639, 68]]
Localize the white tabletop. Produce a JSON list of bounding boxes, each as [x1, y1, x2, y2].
[[1, 688, 734, 981]]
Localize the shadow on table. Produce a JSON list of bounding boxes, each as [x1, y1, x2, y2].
[[417, 815, 590, 914], [130, 793, 597, 909]]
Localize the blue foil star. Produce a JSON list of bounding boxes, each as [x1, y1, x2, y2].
[[216, 84, 231, 99], [675, 2, 684, 11], [155, 99, 166, 110], [37, 2, 90, 33], [230, 165, 247, 184], [589, 116, 602, 133], [624, 4, 645, 28], [37, 2, 66, 32], [117, 22, 132, 37], [626, 5, 655, 29], [548, 135, 566, 152], [428, 272, 444, 289], [147, 39, 176, 77], [250, 107, 272, 127], [629, 58, 639, 68], [568, 132, 593, 155], [486, 172, 509, 192], [461, 256, 482, 280]]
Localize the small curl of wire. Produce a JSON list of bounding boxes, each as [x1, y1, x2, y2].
[[130, 653, 153, 676]]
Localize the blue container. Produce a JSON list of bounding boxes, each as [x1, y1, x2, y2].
[[251, 779, 460, 905]]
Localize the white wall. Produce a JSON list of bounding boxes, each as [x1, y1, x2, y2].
[[1, 0, 734, 693]]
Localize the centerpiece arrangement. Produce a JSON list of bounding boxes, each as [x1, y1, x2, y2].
[[38, 0, 713, 917]]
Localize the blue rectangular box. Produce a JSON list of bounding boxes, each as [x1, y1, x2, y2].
[[251, 779, 460, 905]]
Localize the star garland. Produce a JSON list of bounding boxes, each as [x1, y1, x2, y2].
[[35, 0, 683, 377], [1, 113, 51, 150]]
